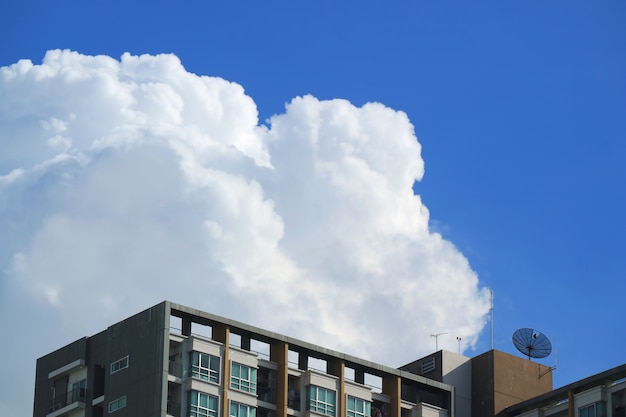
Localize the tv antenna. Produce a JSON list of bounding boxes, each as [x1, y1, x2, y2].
[[512, 328, 552, 360], [430, 332, 448, 351]]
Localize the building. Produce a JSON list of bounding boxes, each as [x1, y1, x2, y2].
[[498, 364, 626, 417], [33, 300, 625, 417], [399, 348, 554, 417], [470, 350, 553, 417], [400, 351, 472, 417], [33, 301, 455, 417]]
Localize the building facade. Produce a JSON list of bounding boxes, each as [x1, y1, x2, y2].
[[34, 301, 454, 417], [399, 348, 554, 417], [471, 350, 553, 417], [400, 350, 472, 417], [498, 364, 626, 417]]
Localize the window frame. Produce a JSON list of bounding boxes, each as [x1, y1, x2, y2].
[[191, 351, 221, 384], [347, 396, 371, 417], [230, 362, 257, 394], [70, 379, 87, 403], [229, 400, 256, 417], [307, 385, 336, 417], [189, 390, 219, 417], [110, 355, 129, 374], [579, 401, 607, 417], [108, 395, 127, 413]]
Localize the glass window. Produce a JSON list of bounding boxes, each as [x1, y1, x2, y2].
[[230, 401, 256, 417], [231, 362, 257, 394], [108, 396, 127, 413], [71, 379, 87, 402], [189, 391, 219, 417], [347, 396, 371, 417], [288, 375, 301, 410], [307, 385, 336, 416], [191, 352, 220, 383], [579, 402, 606, 417], [111, 356, 129, 374]]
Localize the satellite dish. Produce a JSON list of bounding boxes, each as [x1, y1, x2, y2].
[[512, 328, 552, 360]]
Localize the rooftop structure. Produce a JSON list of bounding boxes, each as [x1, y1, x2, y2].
[[400, 348, 554, 417]]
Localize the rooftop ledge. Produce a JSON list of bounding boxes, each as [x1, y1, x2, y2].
[[48, 359, 85, 379]]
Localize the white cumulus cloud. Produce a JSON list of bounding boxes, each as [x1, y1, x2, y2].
[[0, 50, 490, 415]]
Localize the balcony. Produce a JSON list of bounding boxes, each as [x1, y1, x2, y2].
[[169, 359, 183, 377], [167, 400, 181, 417], [47, 386, 87, 417], [168, 359, 183, 384]]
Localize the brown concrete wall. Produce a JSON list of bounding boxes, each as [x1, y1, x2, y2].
[[472, 350, 553, 417], [382, 374, 401, 417], [271, 341, 288, 417], [472, 350, 496, 417], [492, 350, 553, 415]]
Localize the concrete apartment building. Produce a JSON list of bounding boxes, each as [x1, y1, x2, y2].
[[33, 301, 623, 417], [34, 301, 455, 417]]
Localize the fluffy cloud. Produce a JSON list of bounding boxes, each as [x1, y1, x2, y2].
[[0, 50, 490, 413]]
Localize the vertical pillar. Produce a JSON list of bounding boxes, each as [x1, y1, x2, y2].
[[212, 323, 229, 344], [241, 334, 251, 351], [182, 317, 192, 336], [354, 369, 365, 385], [298, 351, 308, 371], [382, 375, 401, 417], [271, 341, 289, 417], [213, 324, 231, 417], [448, 387, 455, 417], [568, 390, 574, 417], [329, 359, 346, 417]]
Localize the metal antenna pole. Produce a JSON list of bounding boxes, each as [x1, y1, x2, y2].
[[430, 332, 448, 351], [490, 290, 494, 350]]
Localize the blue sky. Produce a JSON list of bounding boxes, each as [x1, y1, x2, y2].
[[1, 1, 625, 415]]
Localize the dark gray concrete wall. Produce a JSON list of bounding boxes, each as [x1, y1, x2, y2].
[[33, 302, 170, 417], [104, 302, 168, 417], [33, 337, 87, 417]]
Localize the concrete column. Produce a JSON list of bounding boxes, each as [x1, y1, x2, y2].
[[212, 324, 231, 417], [298, 351, 308, 371], [182, 317, 192, 336], [329, 359, 346, 417], [241, 334, 251, 351], [568, 390, 574, 417], [271, 341, 289, 417], [382, 375, 401, 417], [355, 369, 365, 385]]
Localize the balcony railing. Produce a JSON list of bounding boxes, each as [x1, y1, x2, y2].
[[169, 360, 183, 378], [48, 387, 87, 413], [167, 400, 181, 417]]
